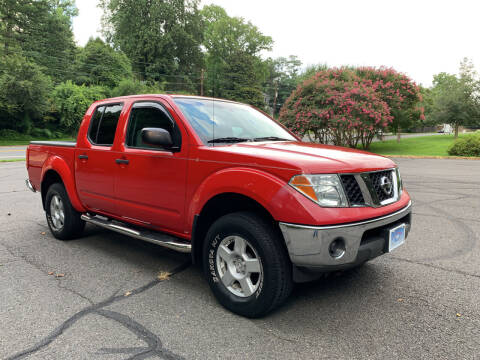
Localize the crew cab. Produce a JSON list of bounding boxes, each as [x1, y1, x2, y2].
[[26, 94, 412, 317]]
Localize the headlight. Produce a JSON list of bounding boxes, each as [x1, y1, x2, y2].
[[289, 174, 348, 207]]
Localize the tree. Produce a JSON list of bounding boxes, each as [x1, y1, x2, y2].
[[201, 4, 272, 105], [75, 37, 133, 88], [50, 81, 108, 134], [0, 0, 77, 81], [110, 78, 165, 97], [100, 0, 204, 90], [223, 51, 265, 108], [0, 54, 52, 133], [353, 67, 423, 142], [263, 56, 302, 117], [429, 70, 479, 138], [279, 68, 393, 149]]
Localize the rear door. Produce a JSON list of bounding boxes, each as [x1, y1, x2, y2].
[[114, 100, 188, 235], [75, 103, 123, 215]]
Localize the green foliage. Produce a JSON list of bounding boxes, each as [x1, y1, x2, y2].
[[0, 129, 28, 140], [51, 81, 108, 133], [0, 0, 78, 81], [280, 68, 394, 149], [447, 133, 480, 156], [75, 37, 133, 87], [429, 59, 480, 137], [221, 51, 265, 108], [0, 54, 52, 133], [263, 56, 303, 116], [297, 64, 329, 83], [100, 0, 204, 88], [352, 67, 424, 134], [0, 128, 65, 140], [110, 78, 165, 97], [201, 5, 272, 58], [201, 5, 272, 106]]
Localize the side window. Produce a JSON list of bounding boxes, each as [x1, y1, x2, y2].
[[97, 104, 123, 145], [126, 103, 180, 150], [88, 106, 104, 144], [88, 104, 123, 146]]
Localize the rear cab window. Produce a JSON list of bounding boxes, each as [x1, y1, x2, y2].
[[88, 104, 123, 146]]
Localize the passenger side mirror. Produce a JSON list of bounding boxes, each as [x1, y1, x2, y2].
[[141, 127, 173, 148]]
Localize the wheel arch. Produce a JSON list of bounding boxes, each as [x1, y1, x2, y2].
[[40, 157, 86, 212], [191, 192, 283, 265]]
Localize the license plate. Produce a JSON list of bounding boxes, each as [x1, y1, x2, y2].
[[388, 223, 406, 252]]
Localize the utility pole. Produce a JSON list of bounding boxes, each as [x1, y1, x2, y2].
[[200, 69, 205, 96], [272, 80, 278, 117]]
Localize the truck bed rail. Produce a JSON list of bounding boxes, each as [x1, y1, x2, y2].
[[30, 141, 76, 147]]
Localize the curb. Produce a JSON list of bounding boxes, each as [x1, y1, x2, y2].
[[383, 155, 480, 160]]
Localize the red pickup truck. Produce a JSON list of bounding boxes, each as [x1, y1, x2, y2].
[[26, 94, 412, 317]]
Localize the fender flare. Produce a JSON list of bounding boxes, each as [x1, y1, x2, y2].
[[187, 167, 287, 231], [41, 156, 86, 212]]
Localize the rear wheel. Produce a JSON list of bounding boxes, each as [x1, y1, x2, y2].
[[45, 183, 85, 240], [203, 211, 293, 318]]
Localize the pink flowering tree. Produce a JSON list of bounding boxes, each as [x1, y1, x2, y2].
[[354, 67, 424, 141], [279, 67, 424, 148]]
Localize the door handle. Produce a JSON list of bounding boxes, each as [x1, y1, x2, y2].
[[115, 159, 129, 165], [78, 155, 88, 160]]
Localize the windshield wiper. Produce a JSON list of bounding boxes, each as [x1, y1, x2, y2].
[[253, 136, 291, 142], [207, 137, 251, 144]]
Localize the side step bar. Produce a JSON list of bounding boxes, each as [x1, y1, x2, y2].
[[81, 214, 191, 253]]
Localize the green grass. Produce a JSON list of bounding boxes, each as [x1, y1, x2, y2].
[[366, 134, 466, 157], [0, 137, 75, 146], [0, 158, 25, 162]]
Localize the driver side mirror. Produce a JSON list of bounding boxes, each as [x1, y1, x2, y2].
[[141, 127, 173, 148]]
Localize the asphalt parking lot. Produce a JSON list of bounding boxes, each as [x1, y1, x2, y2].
[[1, 158, 479, 359]]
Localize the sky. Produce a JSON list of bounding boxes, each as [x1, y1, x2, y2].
[[72, 0, 480, 87]]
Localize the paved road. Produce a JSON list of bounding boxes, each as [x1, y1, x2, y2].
[[0, 146, 27, 160], [1, 159, 479, 359]]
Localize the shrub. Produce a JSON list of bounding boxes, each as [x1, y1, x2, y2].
[[30, 128, 53, 138], [448, 133, 480, 156], [279, 67, 423, 149], [279, 68, 393, 149], [51, 81, 108, 134], [0, 54, 52, 133], [0, 129, 29, 140], [111, 79, 164, 97]]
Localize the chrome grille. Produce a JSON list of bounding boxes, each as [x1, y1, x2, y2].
[[369, 170, 394, 202], [340, 175, 365, 206], [340, 169, 399, 207]]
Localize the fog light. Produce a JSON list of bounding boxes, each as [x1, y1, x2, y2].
[[329, 238, 346, 259]]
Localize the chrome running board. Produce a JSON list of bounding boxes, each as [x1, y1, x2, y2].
[[81, 214, 191, 253]]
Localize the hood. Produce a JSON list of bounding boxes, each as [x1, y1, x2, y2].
[[213, 141, 396, 174]]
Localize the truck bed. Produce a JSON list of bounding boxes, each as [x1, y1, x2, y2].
[[27, 141, 78, 193]]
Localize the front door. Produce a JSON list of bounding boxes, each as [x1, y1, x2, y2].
[[114, 101, 188, 235]]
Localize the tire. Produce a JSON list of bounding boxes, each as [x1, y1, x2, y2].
[[202, 211, 293, 318], [45, 183, 85, 240]]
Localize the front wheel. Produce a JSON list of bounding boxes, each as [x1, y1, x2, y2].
[[45, 183, 85, 240], [203, 212, 293, 318]]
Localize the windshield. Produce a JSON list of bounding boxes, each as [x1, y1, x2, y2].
[[173, 98, 296, 145]]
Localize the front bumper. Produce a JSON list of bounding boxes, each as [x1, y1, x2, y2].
[[279, 201, 412, 269]]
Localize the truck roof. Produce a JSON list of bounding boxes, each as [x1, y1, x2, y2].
[[93, 94, 242, 105]]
